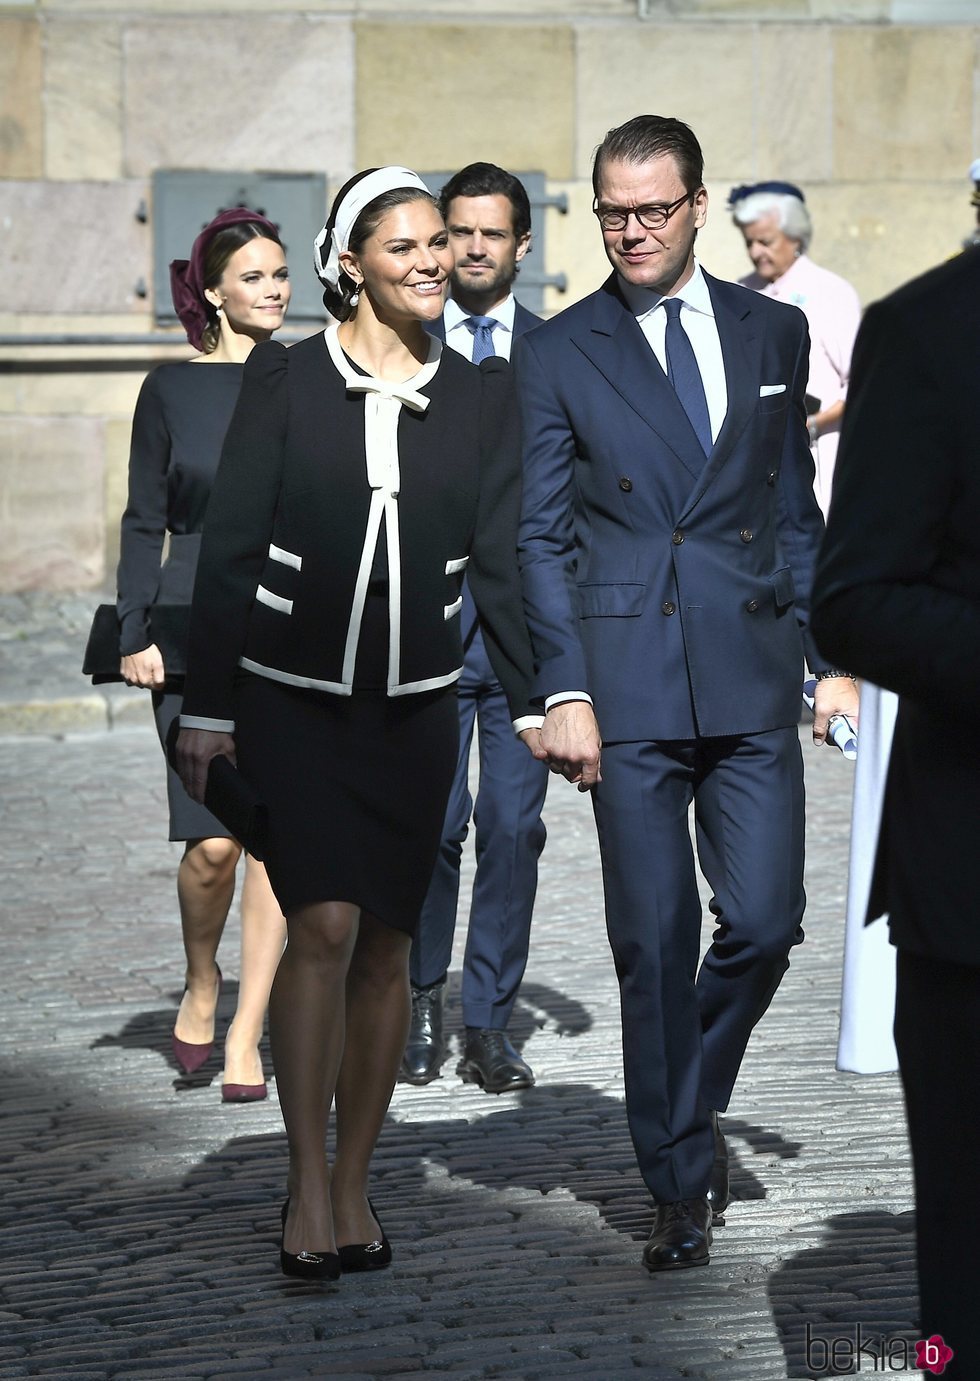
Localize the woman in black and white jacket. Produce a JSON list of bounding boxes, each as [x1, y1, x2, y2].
[[177, 168, 541, 1282]]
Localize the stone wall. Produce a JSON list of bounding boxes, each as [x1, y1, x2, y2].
[[2, 1, 978, 589]]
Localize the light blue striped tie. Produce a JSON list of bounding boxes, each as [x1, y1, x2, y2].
[[465, 315, 498, 363]]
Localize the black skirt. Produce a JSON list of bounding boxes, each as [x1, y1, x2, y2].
[[233, 672, 459, 933]]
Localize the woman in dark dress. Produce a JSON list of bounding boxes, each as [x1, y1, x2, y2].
[[176, 169, 540, 1280], [116, 209, 288, 1100]]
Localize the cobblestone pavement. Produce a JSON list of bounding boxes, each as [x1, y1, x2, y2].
[[0, 597, 918, 1380]]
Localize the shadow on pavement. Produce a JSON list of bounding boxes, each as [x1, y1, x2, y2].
[[0, 1059, 817, 1376], [90, 978, 275, 1090], [768, 1210, 918, 1378]]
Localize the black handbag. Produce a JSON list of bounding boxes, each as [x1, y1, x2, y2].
[[82, 603, 191, 684], [202, 755, 270, 860], [163, 719, 269, 859]]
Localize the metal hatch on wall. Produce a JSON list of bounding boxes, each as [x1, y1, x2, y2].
[[151, 170, 328, 326]]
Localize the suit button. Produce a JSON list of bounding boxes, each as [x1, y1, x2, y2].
[[662, 601, 676, 616], [672, 529, 685, 545], [746, 599, 759, 613], [767, 471, 777, 486], [740, 528, 754, 542], [619, 476, 633, 492]]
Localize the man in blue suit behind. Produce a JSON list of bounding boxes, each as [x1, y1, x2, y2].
[[401, 163, 550, 1095], [516, 116, 858, 1270]]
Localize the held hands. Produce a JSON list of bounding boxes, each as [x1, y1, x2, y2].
[[120, 643, 165, 689], [539, 701, 602, 792], [175, 728, 236, 805], [518, 726, 548, 760], [812, 676, 860, 747]]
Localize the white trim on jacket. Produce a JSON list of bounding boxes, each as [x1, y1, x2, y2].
[[235, 321, 460, 700]]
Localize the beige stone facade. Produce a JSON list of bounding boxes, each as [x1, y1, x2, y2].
[[2, 0, 979, 590]]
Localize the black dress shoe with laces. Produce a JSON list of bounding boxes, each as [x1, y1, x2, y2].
[[456, 1028, 534, 1094], [706, 1111, 730, 1220], [642, 1196, 712, 1272], [400, 980, 446, 1085]]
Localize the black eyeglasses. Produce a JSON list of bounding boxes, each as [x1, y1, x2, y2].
[[593, 190, 697, 233]]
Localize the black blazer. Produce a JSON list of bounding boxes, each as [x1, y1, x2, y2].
[[428, 297, 543, 647], [115, 362, 245, 657], [812, 249, 980, 964], [181, 331, 535, 727]]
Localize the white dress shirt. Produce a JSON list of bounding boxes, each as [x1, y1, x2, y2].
[[443, 293, 517, 362], [617, 258, 728, 443], [543, 260, 727, 719]]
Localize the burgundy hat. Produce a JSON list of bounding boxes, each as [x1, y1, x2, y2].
[[169, 207, 281, 350]]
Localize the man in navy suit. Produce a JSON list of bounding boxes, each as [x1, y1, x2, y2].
[[401, 163, 550, 1095], [516, 117, 858, 1269]]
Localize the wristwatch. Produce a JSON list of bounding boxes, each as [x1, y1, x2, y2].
[[807, 420, 820, 445], [814, 668, 854, 681]]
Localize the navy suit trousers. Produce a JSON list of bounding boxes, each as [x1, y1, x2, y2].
[[410, 627, 548, 1029], [592, 727, 806, 1203]]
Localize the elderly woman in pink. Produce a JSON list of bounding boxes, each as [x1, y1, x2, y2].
[[730, 181, 861, 519], [733, 183, 895, 1078]]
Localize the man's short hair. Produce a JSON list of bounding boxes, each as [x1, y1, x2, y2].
[[592, 116, 704, 199], [438, 163, 532, 242]]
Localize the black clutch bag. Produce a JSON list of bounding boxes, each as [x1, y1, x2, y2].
[[203, 755, 270, 861], [164, 719, 269, 860], [82, 604, 191, 684]]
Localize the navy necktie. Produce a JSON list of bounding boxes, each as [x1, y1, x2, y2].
[[663, 298, 712, 456], [465, 315, 498, 363]]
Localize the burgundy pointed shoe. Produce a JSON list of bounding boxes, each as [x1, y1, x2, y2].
[[171, 965, 222, 1075]]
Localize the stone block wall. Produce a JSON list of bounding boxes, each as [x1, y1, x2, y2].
[[2, 0, 978, 590]]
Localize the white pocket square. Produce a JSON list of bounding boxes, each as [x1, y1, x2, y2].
[[759, 384, 786, 397]]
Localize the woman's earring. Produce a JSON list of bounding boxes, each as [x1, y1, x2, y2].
[[215, 303, 223, 319], [349, 288, 360, 308]]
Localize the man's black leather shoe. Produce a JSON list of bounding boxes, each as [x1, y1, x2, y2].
[[706, 1111, 730, 1220], [456, 1028, 534, 1094], [400, 981, 446, 1085], [642, 1197, 712, 1272]]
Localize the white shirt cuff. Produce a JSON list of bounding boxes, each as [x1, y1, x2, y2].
[[512, 714, 546, 735], [544, 691, 594, 711], [178, 714, 236, 733]]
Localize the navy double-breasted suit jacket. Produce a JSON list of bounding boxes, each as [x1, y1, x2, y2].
[[516, 269, 831, 743]]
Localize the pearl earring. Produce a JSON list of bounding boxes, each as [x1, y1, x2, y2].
[[349, 288, 360, 308]]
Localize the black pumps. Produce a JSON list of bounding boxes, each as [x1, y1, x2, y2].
[[279, 1199, 341, 1282], [338, 1200, 392, 1273]]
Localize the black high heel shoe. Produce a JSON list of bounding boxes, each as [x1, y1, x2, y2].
[[279, 1199, 341, 1282], [338, 1198, 392, 1273]]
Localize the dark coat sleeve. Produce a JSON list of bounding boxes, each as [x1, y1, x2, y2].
[[811, 282, 980, 713], [466, 357, 537, 720], [181, 342, 288, 725], [513, 329, 590, 703], [116, 371, 170, 654], [771, 309, 830, 674]]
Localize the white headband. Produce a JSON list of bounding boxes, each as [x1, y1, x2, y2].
[[314, 166, 431, 290]]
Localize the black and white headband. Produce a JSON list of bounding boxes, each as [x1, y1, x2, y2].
[[314, 166, 430, 290]]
